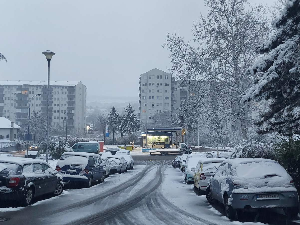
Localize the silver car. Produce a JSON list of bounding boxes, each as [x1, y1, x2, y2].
[[206, 158, 299, 220]]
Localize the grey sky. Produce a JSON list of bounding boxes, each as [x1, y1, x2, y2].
[[0, 0, 277, 102]]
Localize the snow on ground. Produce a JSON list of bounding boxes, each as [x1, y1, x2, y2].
[[39, 165, 147, 225], [161, 166, 265, 225], [0, 207, 24, 212]]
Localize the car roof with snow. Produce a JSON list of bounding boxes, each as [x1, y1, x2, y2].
[[225, 158, 276, 167], [0, 157, 48, 166]]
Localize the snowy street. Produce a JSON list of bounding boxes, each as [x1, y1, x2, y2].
[[0, 155, 298, 225]]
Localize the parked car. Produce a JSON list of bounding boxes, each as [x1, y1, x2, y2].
[[71, 141, 99, 154], [121, 155, 134, 170], [206, 158, 299, 220], [172, 156, 181, 168], [193, 158, 225, 195], [179, 154, 190, 172], [184, 155, 205, 184], [100, 152, 113, 177], [0, 157, 63, 206], [107, 156, 127, 174], [56, 152, 105, 188]]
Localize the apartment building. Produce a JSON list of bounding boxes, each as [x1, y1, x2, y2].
[[139, 68, 188, 128], [0, 81, 86, 135], [139, 68, 172, 126]]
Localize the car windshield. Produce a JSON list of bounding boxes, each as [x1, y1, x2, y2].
[[0, 162, 22, 175], [235, 161, 288, 179]]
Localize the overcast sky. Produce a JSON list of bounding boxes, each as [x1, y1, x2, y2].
[[0, 0, 277, 102]]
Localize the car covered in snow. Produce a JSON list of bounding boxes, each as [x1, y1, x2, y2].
[[206, 158, 299, 220], [100, 152, 113, 177], [107, 156, 127, 174], [184, 155, 206, 184], [193, 158, 225, 195], [56, 152, 105, 188], [0, 157, 63, 206], [120, 155, 134, 170], [172, 156, 181, 168]]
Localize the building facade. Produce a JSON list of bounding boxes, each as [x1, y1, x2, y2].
[[139, 68, 188, 129], [0, 81, 86, 135]]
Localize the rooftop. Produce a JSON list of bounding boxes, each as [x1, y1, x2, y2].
[[0, 80, 81, 86], [0, 117, 20, 129]]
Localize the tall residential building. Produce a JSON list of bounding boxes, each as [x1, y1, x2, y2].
[[0, 81, 86, 135], [139, 69, 172, 127]]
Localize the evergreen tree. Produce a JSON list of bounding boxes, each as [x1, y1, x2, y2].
[[108, 107, 119, 144], [245, 0, 300, 136], [122, 104, 140, 135]]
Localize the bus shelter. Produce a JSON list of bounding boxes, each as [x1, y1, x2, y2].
[[141, 127, 182, 149]]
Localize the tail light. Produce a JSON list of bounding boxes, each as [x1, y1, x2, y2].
[[56, 166, 61, 171], [8, 177, 20, 187], [84, 169, 89, 174], [200, 173, 206, 180], [290, 180, 294, 183]]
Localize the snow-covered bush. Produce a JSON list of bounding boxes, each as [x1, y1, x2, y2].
[[275, 139, 300, 193], [233, 139, 277, 159]]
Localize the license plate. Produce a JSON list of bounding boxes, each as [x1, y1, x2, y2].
[[257, 194, 279, 200]]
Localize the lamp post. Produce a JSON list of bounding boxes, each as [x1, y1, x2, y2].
[[42, 50, 55, 163], [26, 94, 41, 157]]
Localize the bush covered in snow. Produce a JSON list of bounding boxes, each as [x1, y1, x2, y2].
[[275, 139, 300, 192]]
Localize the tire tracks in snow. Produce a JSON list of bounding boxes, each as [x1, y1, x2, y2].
[[67, 165, 164, 225], [45, 165, 152, 217]]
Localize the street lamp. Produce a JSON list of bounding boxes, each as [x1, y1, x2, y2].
[[42, 50, 55, 163]]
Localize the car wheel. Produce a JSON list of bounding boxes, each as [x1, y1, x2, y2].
[[206, 187, 214, 204], [119, 169, 122, 174], [85, 178, 92, 188], [284, 207, 299, 219], [22, 187, 34, 206], [224, 195, 237, 220], [193, 186, 200, 196], [54, 182, 63, 196], [100, 176, 105, 183]]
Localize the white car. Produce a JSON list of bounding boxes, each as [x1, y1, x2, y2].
[[193, 158, 225, 195], [100, 152, 113, 176], [121, 155, 134, 170]]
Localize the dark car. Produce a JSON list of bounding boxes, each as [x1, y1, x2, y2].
[[56, 152, 105, 188], [172, 156, 181, 168], [0, 157, 63, 206]]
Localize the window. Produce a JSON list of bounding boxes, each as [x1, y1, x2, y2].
[[33, 164, 43, 173], [149, 90, 151, 93], [152, 104, 154, 107], [165, 83, 169, 86], [149, 96, 151, 99], [152, 96, 154, 99], [165, 97, 169, 100], [165, 90, 168, 93], [165, 75, 169, 79], [157, 75, 159, 79], [149, 83, 151, 86], [160, 75, 162, 79], [142, 96, 146, 100]]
